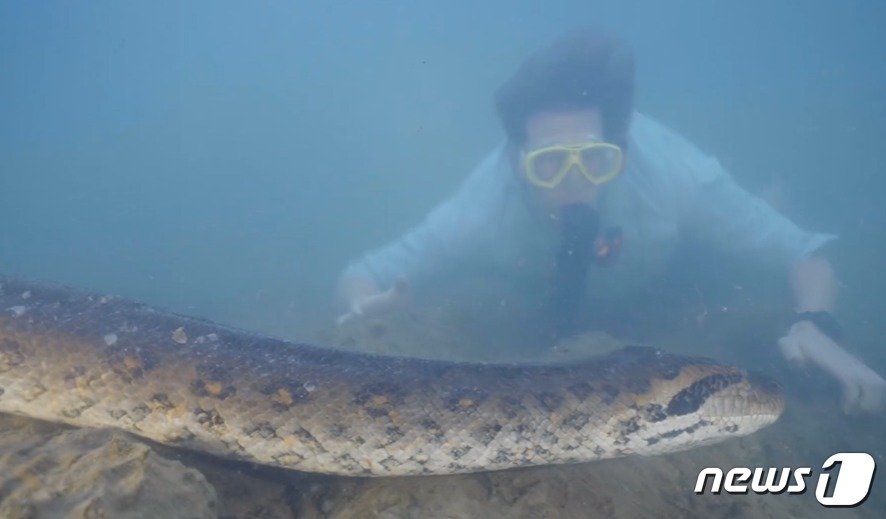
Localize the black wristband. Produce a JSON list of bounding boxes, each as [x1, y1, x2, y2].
[[793, 311, 843, 342]]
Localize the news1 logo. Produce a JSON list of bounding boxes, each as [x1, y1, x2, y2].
[[695, 452, 876, 507]]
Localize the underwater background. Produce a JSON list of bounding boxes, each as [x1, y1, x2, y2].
[[2, 0, 884, 337], [1, 1, 884, 516]]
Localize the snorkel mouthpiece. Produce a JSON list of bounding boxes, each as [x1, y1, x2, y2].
[[547, 203, 599, 339]]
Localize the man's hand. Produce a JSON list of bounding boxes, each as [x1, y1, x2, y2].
[[779, 320, 886, 413], [336, 278, 411, 326]]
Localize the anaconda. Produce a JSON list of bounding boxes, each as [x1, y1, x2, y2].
[[0, 275, 784, 476]]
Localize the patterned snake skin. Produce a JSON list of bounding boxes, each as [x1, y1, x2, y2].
[[0, 276, 784, 476]]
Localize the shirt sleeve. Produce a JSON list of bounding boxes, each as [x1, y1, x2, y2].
[[682, 154, 837, 267], [341, 147, 508, 288]]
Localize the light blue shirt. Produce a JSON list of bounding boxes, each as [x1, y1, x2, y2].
[[344, 113, 836, 298]]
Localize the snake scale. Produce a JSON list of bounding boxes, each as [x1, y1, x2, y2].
[[0, 275, 783, 476]]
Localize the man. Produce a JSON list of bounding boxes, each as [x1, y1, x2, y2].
[[336, 30, 885, 413]]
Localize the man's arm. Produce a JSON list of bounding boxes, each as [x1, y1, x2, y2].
[[336, 147, 510, 318], [780, 255, 886, 413], [791, 254, 837, 313], [682, 155, 884, 413]]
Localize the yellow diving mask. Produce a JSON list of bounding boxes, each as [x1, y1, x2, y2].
[[523, 140, 624, 189]]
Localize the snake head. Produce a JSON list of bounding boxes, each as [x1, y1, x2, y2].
[[600, 347, 785, 456]]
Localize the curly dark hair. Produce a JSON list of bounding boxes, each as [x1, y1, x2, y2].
[[494, 29, 635, 148]]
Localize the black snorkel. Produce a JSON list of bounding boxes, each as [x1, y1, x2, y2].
[[545, 202, 600, 341]]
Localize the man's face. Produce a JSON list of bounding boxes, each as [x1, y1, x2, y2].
[[519, 108, 609, 212]]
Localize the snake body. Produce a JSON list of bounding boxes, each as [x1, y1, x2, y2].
[[0, 276, 783, 476]]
